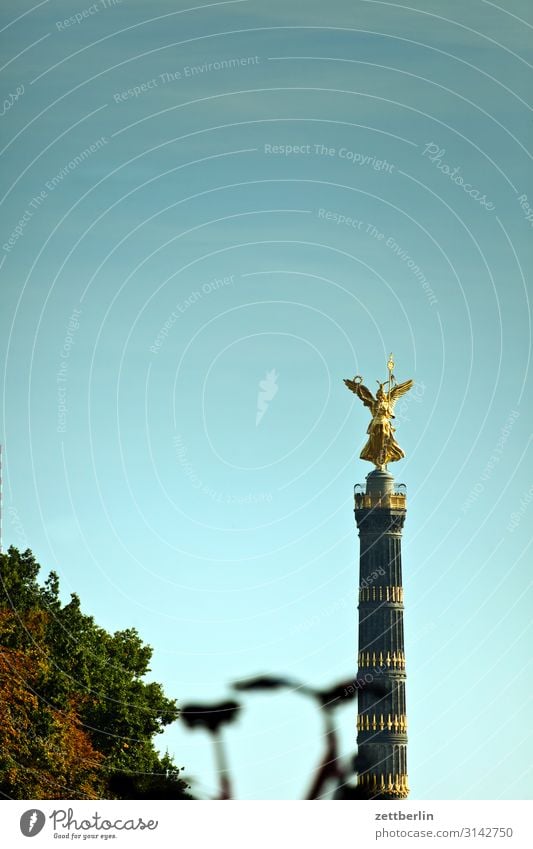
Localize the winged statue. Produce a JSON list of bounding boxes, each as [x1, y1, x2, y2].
[[344, 355, 413, 469]]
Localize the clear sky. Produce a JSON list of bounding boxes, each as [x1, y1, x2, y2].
[[1, 0, 532, 800]]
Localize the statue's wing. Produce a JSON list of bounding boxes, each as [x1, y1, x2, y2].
[[389, 379, 414, 406], [344, 379, 375, 409]]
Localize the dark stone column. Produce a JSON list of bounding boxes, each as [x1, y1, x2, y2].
[[354, 469, 408, 799]]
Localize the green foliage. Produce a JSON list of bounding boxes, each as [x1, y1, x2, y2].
[[0, 546, 189, 800]]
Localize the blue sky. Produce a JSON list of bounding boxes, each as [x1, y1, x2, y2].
[[1, 0, 532, 799]]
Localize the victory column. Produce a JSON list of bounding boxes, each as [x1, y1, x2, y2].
[[344, 355, 412, 800]]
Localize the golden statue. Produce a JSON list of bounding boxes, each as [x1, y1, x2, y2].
[[344, 354, 413, 470]]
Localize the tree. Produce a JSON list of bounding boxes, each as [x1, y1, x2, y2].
[[0, 609, 104, 799], [0, 547, 189, 800]]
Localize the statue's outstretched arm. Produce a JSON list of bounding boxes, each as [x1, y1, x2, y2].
[[344, 378, 376, 410]]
